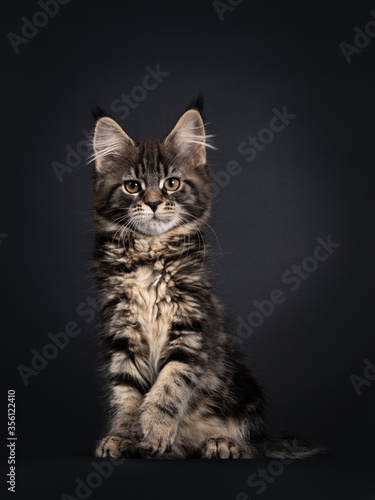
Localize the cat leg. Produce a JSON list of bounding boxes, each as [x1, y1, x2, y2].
[[137, 356, 207, 457], [96, 384, 144, 458]]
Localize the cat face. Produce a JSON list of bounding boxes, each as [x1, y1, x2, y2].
[[92, 109, 213, 237]]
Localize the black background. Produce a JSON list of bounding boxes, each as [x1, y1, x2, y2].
[[2, 1, 375, 499]]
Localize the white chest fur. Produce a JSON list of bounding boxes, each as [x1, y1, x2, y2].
[[127, 263, 177, 375]]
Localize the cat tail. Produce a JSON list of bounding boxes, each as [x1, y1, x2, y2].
[[263, 433, 327, 459]]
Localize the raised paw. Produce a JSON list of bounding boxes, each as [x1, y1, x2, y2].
[[201, 437, 249, 459], [138, 410, 178, 457], [95, 435, 137, 459]]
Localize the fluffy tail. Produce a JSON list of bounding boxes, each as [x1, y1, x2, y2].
[[263, 433, 327, 459]]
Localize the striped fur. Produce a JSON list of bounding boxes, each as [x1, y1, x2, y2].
[[92, 103, 318, 459]]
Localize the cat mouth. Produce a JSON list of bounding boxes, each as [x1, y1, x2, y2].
[[147, 212, 173, 222], [147, 216, 173, 226], [136, 213, 177, 235]]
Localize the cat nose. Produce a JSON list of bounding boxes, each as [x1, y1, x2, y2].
[[145, 200, 162, 212]]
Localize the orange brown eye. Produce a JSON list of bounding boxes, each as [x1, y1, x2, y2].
[[124, 180, 141, 194], [163, 178, 180, 191]]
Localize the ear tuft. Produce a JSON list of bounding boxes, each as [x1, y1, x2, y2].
[[92, 103, 111, 123], [185, 94, 204, 117]]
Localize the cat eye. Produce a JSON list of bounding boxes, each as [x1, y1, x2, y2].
[[163, 178, 180, 191], [124, 180, 141, 194]]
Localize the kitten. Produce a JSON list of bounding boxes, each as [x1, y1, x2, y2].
[[92, 98, 317, 459]]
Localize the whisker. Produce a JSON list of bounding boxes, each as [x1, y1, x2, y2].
[[179, 210, 221, 257]]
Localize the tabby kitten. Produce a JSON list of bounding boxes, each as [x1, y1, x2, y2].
[[92, 99, 315, 459]]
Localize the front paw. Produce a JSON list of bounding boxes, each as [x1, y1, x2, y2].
[[95, 435, 138, 458], [138, 407, 178, 457]]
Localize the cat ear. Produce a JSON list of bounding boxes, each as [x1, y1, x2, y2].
[[165, 109, 209, 165], [93, 117, 134, 171]]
